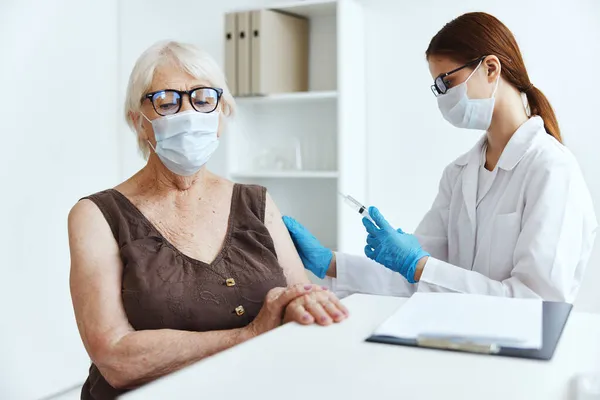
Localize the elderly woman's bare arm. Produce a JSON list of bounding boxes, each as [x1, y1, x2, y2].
[[264, 193, 311, 285], [68, 200, 310, 389]]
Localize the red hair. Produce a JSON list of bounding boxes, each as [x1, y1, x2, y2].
[[426, 12, 562, 143]]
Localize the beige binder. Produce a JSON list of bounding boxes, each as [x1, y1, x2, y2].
[[250, 10, 308, 95], [224, 13, 237, 96], [236, 12, 252, 96]]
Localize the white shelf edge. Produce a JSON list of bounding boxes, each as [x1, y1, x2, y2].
[[230, 171, 339, 179], [235, 91, 337, 104], [269, 0, 338, 12], [227, 0, 337, 17]]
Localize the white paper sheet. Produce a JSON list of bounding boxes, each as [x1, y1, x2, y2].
[[373, 293, 543, 349]]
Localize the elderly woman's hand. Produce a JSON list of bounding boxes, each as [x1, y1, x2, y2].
[[247, 283, 320, 337], [283, 288, 348, 326]]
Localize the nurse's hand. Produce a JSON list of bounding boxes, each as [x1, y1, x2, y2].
[[362, 206, 430, 283], [282, 216, 333, 279]]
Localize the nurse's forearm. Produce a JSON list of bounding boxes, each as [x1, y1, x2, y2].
[[329, 252, 427, 282], [414, 256, 429, 281], [326, 252, 337, 278]]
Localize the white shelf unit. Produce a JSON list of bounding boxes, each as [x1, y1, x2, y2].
[[231, 171, 339, 179], [225, 0, 366, 254], [235, 90, 338, 105]]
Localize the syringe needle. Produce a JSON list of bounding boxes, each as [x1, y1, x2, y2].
[[339, 192, 375, 224]]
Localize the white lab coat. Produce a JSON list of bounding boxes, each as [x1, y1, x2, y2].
[[330, 117, 597, 302]]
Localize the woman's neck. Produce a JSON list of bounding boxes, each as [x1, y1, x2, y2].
[[133, 155, 215, 199], [484, 84, 529, 170]]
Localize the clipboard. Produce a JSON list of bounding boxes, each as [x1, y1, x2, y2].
[[366, 301, 572, 361]]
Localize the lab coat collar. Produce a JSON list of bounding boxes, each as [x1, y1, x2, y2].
[[453, 135, 486, 167], [453, 116, 544, 170], [496, 116, 544, 170]]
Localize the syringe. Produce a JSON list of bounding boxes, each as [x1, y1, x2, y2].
[[338, 192, 376, 224]]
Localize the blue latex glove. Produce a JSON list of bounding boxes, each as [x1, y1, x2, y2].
[[282, 216, 333, 279], [362, 206, 430, 283]]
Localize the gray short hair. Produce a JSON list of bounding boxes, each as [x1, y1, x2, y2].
[[124, 40, 236, 158]]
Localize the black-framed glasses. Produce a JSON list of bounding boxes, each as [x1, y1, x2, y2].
[[142, 87, 223, 116], [430, 56, 486, 97]]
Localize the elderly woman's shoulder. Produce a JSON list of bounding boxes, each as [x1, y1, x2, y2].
[[67, 196, 112, 242], [68, 195, 102, 221], [68, 188, 120, 232], [209, 174, 267, 195]]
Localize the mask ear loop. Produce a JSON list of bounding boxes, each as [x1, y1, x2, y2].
[[139, 112, 158, 153], [521, 92, 531, 117], [464, 60, 484, 84], [466, 60, 501, 99], [141, 112, 152, 124], [490, 69, 501, 98], [147, 140, 158, 153]]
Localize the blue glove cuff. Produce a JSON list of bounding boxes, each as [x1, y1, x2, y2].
[[313, 250, 333, 279], [405, 250, 430, 284]]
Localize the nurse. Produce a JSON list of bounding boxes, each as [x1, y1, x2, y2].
[[283, 12, 597, 302]]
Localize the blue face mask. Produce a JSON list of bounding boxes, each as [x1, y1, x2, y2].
[[437, 61, 500, 131], [143, 110, 220, 176]]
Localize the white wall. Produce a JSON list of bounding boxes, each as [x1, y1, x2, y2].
[[0, 0, 120, 398], [364, 0, 600, 312]]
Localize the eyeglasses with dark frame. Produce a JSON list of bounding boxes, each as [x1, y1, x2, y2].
[[430, 56, 486, 97], [142, 87, 224, 116]]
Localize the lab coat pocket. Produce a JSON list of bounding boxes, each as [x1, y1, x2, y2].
[[489, 212, 521, 280]]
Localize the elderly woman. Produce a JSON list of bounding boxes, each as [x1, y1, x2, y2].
[[68, 40, 347, 400]]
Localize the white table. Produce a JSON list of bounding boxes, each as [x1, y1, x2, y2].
[[122, 294, 600, 400]]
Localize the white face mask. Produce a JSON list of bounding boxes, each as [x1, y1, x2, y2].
[[143, 110, 220, 176], [437, 61, 500, 131]]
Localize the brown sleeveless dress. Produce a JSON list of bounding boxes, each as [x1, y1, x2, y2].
[[80, 184, 287, 400]]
